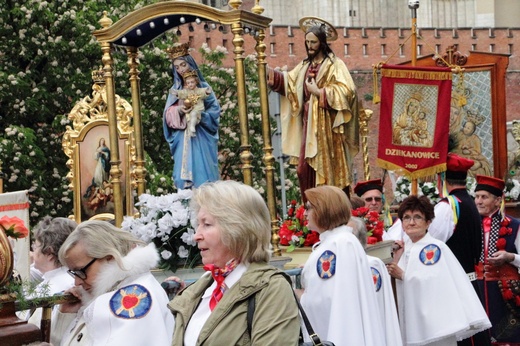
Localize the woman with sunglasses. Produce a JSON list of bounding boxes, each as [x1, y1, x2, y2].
[[387, 195, 490, 346], [55, 220, 174, 345]]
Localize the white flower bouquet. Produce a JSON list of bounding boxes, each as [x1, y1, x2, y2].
[[505, 179, 520, 202], [121, 190, 200, 271], [393, 176, 440, 204]]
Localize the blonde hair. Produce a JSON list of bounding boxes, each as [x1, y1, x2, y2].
[[190, 180, 271, 263], [58, 220, 144, 269]]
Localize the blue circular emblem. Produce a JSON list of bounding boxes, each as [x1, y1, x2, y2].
[[109, 284, 152, 319], [371, 267, 382, 292], [316, 250, 336, 279], [419, 244, 441, 265]]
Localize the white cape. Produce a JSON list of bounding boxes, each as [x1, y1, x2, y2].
[[368, 255, 403, 346], [397, 233, 491, 345], [301, 226, 386, 346]]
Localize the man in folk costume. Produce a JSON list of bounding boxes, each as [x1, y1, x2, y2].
[[354, 179, 385, 213], [474, 175, 520, 344], [428, 153, 491, 346], [268, 17, 368, 201], [354, 178, 394, 228]]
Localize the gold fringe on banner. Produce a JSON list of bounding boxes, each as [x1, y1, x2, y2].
[[376, 158, 447, 180], [381, 68, 453, 81]]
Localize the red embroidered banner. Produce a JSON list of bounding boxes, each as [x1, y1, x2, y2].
[[376, 64, 452, 178]]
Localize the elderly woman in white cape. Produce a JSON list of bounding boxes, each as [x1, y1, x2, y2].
[[387, 195, 491, 346], [55, 220, 174, 345]]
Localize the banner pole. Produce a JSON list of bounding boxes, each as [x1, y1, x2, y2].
[[409, 0, 420, 195]]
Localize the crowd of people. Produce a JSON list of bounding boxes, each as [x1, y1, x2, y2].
[[15, 164, 519, 346]]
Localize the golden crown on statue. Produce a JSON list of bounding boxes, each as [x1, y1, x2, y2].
[[166, 42, 191, 60], [91, 68, 105, 84], [181, 70, 199, 80], [465, 109, 485, 126]]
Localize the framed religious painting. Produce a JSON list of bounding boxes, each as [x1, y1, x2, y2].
[[62, 71, 137, 222], [402, 48, 510, 178]]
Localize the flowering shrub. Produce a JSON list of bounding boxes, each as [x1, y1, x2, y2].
[[278, 200, 320, 252], [121, 190, 200, 272], [351, 207, 384, 244]]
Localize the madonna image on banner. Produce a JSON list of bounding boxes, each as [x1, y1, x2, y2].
[[377, 64, 453, 179]]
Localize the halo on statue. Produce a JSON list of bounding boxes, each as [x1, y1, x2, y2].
[[298, 16, 338, 42]]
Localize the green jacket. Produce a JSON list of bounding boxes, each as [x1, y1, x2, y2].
[[168, 262, 300, 345]]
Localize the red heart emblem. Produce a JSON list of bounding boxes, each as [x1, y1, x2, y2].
[[122, 294, 139, 309], [322, 261, 330, 272], [426, 251, 433, 260]]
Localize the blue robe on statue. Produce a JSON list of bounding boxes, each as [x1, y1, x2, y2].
[[162, 55, 220, 189]]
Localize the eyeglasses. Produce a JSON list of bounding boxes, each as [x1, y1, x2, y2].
[[67, 258, 97, 280], [402, 215, 425, 223], [364, 197, 382, 203]]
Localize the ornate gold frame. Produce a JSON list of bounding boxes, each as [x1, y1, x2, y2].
[[62, 74, 137, 223]]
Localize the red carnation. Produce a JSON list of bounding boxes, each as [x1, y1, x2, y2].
[[373, 227, 384, 237], [290, 200, 297, 206], [303, 231, 320, 246], [516, 295, 520, 307], [295, 206, 306, 221], [278, 223, 293, 246], [352, 207, 369, 217], [287, 207, 294, 217], [367, 236, 378, 245], [502, 218, 511, 227], [496, 238, 507, 250]]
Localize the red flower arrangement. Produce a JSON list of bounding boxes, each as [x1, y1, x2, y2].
[[278, 200, 320, 252], [351, 207, 384, 244], [0, 215, 29, 239]]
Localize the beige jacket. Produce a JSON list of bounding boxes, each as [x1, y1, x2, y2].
[[168, 262, 300, 345]]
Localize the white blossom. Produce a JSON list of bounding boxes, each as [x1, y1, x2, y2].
[[181, 228, 197, 246], [161, 250, 172, 260], [177, 246, 189, 259]]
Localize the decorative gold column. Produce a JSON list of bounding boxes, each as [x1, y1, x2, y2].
[[231, 22, 253, 186], [127, 47, 146, 196], [99, 13, 123, 226], [359, 108, 373, 180], [255, 28, 280, 255]]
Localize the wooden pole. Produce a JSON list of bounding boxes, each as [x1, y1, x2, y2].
[[410, 0, 419, 196]]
